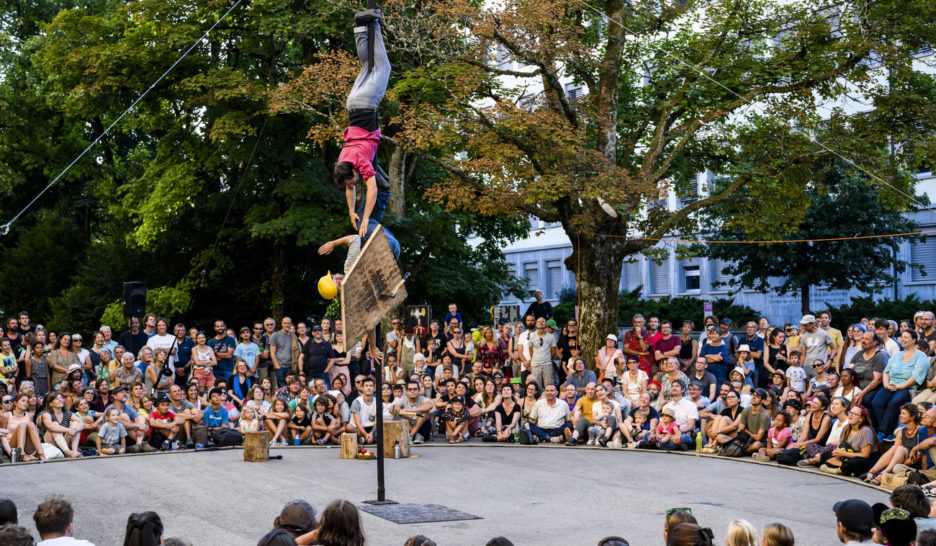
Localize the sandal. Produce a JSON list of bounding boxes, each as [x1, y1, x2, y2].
[[863, 472, 875, 483], [869, 477, 881, 486]]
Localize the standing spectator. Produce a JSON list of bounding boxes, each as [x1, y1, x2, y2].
[[171, 324, 194, 388], [270, 318, 297, 388], [677, 321, 698, 373], [833, 498, 875, 544], [16, 311, 35, 337], [557, 319, 578, 366], [595, 334, 625, 381], [32, 495, 95, 546], [526, 318, 557, 388], [256, 318, 275, 388], [99, 326, 118, 356], [523, 290, 552, 320], [118, 317, 148, 359], [302, 325, 333, 384], [422, 321, 446, 368], [719, 318, 739, 369], [622, 315, 652, 377], [821, 311, 845, 364], [207, 320, 236, 384], [146, 319, 175, 361], [234, 327, 260, 378], [477, 327, 505, 376], [740, 322, 764, 385], [700, 328, 729, 386], [799, 315, 833, 379], [141, 314, 156, 338], [47, 333, 79, 392], [689, 357, 717, 402], [653, 321, 682, 373]]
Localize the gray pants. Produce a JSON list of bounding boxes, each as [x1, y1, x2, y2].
[[346, 22, 391, 111], [532, 364, 555, 389]]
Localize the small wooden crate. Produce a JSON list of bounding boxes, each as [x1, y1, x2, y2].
[[243, 431, 270, 462], [341, 432, 359, 459], [383, 420, 410, 458]]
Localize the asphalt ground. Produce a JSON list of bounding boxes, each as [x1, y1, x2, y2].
[[0, 444, 890, 545]]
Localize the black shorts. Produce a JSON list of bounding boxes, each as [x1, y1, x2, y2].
[[348, 109, 378, 132]]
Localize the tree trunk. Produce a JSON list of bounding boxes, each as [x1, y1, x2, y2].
[[387, 141, 406, 218], [800, 282, 811, 316], [566, 234, 626, 370]]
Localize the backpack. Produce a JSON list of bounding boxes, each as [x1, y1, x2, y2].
[[719, 431, 752, 458]]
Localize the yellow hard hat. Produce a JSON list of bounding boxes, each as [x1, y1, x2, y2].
[[318, 271, 338, 300]]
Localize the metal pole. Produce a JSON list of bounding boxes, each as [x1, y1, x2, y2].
[[367, 0, 375, 73], [373, 322, 386, 501]]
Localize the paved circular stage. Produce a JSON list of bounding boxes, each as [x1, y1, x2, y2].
[[2, 445, 889, 545]]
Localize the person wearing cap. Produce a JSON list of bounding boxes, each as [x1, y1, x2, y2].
[[299, 324, 333, 385], [103, 385, 154, 453], [147, 395, 181, 451], [273, 499, 317, 538], [797, 314, 833, 380], [718, 317, 739, 368], [595, 334, 625, 381], [715, 387, 770, 455], [523, 290, 552, 321], [834, 498, 876, 544]]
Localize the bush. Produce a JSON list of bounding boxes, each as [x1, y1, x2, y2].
[[825, 295, 936, 327]]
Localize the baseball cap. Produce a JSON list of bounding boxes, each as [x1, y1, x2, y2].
[[546, 319, 558, 329], [111, 385, 128, 395], [752, 388, 768, 400], [274, 499, 317, 537], [312, 325, 323, 331], [155, 395, 170, 405], [719, 317, 732, 326], [606, 334, 618, 342], [879, 507, 916, 546], [834, 499, 874, 533], [800, 314, 816, 325]]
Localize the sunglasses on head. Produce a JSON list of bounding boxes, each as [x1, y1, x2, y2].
[[1, 398, 12, 403]]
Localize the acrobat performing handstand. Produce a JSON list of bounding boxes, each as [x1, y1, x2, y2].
[[332, 8, 400, 264]]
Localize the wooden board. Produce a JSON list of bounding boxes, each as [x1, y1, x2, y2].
[[340, 432, 359, 459], [383, 420, 410, 458], [243, 431, 270, 462], [341, 224, 407, 352]]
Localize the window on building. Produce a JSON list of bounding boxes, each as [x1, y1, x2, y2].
[[524, 263, 539, 292], [682, 262, 701, 292], [565, 83, 582, 102], [650, 258, 670, 295], [547, 261, 563, 298], [911, 234, 936, 283], [623, 258, 642, 292], [712, 259, 737, 291]]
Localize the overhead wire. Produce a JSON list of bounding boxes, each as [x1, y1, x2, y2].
[[0, 0, 246, 236]]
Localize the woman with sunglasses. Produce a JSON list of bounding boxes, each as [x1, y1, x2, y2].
[[1, 393, 46, 461], [445, 327, 471, 377], [817, 404, 880, 476]]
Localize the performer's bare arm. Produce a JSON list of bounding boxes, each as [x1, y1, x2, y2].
[[346, 175, 377, 238], [318, 235, 358, 255]]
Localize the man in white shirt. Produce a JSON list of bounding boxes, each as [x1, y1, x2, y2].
[[34, 495, 96, 546], [661, 380, 698, 450], [528, 384, 571, 443], [527, 317, 558, 389], [146, 318, 177, 370], [516, 314, 536, 381]]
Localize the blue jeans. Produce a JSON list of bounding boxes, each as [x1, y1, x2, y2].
[[871, 387, 913, 436], [346, 22, 390, 111], [661, 433, 694, 450], [275, 366, 289, 388], [529, 422, 572, 442], [356, 188, 400, 261]]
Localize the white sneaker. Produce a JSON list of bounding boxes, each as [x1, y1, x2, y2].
[[586, 438, 595, 446], [610, 440, 622, 449], [550, 436, 564, 444], [413, 434, 424, 445]]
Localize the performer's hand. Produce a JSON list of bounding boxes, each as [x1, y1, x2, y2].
[[358, 220, 368, 240], [318, 241, 335, 255], [350, 211, 361, 230]]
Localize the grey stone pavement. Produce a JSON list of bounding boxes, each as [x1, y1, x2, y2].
[[1, 444, 890, 545]]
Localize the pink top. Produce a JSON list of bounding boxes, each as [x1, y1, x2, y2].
[[768, 426, 792, 448], [337, 126, 381, 180], [656, 421, 679, 436]]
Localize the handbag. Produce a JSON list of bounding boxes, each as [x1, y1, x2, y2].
[[518, 423, 536, 445], [719, 430, 752, 458]]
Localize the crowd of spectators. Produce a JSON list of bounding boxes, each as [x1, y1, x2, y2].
[[7, 490, 936, 544], [8, 304, 936, 541]]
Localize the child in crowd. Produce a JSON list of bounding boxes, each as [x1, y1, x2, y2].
[[785, 351, 807, 397], [288, 404, 313, 445], [625, 409, 651, 445], [769, 372, 790, 402], [653, 407, 680, 448], [753, 411, 792, 462], [96, 408, 127, 456], [442, 396, 469, 443], [239, 406, 260, 434], [312, 397, 340, 445], [588, 400, 615, 446], [265, 398, 291, 447]]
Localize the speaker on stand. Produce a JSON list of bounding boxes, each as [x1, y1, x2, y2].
[[123, 282, 147, 318]]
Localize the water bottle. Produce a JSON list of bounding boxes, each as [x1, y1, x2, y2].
[[394, 441, 401, 459], [695, 432, 703, 454]]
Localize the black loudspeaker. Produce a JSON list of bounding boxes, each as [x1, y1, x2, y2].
[[123, 282, 147, 317]]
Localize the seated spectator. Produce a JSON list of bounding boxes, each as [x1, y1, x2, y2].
[[666, 522, 715, 546], [701, 388, 742, 452], [286, 404, 312, 444], [567, 382, 599, 446], [834, 499, 875, 545], [663, 509, 696, 543], [0, 524, 33, 546], [620, 357, 648, 407], [527, 384, 572, 443], [239, 406, 262, 434], [724, 519, 756, 546], [654, 357, 690, 406], [877, 507, 916, 546], [753, 411, 792, 462], [873, 329, 929, 441], [863, 403, 925, 484], [148, 395, 181, 451], [796, 396, 850, 467], [819, 405, 880, 476], [33, 495, 95, 546], [441, 396, 470, 443], [759, 523, 794, 546], [2, 393, 46, 462], [348, 377, 377, 444], [123, 511, 162, 546], [494, 385, 520, 442], [404, 536, 436, 546], [265, 398, 291, 447], [716, 388, 770, 456], [95, 407, 127, 455], [660, 380, 697, 450], [640, 406, 679, 450], [273, 499, 317, 538], [390, 381, 434, 444], [258, 529, 297, 546], [296, 500, 364, 546], [564, 358, 596, 396], [311, 396, 341, 445], [0, 499, 16, 525], [890, 485, 936, 537]]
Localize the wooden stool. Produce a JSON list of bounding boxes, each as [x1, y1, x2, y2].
[[383, 420, 410, 458], [340, 432, 359, 459], [243, 431, 270, 462]]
